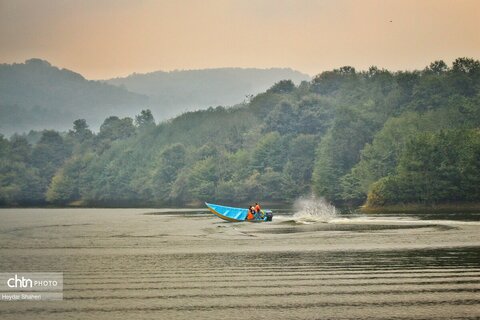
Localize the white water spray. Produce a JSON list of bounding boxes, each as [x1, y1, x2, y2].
[[292, 195, 337, 223]]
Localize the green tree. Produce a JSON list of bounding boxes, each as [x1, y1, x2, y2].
[[68, 119, 93, 142], [424, 60, 448, 75], [188, 158, 217, 200], [313, 106, 378, 202], [250, 132, 285, 172], [151, 144, 187, 202], [46, 154, 93, 204], [135, 109, 155, 128], [98, 116, 135, 141], [281, 135, 317, 199], [9, 135, 32, 163], [31, 130, 71, 192], [267, 80, 296, 94], [264, 101, 297, 135]]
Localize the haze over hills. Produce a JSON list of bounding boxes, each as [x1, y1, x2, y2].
[[0, 59, 310, 135], [105, 68, 310, 119]]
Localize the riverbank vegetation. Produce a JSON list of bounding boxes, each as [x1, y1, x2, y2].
[[1, 58, 479, 208]]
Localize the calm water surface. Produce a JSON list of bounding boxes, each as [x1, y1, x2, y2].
[[0, 208, 479, 319]]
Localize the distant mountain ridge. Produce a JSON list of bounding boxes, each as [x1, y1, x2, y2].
[[105, 67, 310, 119], [0, 58, 148, 134], [0, 59, 310, 135]]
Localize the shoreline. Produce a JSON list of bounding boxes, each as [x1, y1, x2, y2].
[[3, 200, 480, 214], [0, 200, 292, 210], [361, 202, 480, 214]]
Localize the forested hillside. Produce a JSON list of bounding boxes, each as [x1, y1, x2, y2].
[[1, 58, 479, 208], [0, 59, 148, 134]]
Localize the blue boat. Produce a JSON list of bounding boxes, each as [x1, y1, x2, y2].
[[205, 202, 273, 222]]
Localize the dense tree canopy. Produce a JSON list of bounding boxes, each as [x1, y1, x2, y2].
[[1, 57, 479, 207]]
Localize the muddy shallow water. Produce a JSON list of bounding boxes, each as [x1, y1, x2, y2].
[[0, 208, 479, 319]]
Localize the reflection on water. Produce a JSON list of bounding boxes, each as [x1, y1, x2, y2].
[[0, 208, 479, 319]]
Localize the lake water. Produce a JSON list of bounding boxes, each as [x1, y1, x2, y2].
[[0, 207, 479, 319]]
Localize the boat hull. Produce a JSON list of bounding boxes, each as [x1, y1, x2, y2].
[[205, 202, 271, 222]]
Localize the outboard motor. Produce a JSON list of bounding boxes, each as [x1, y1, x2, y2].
[[266, 211, 273, 222]]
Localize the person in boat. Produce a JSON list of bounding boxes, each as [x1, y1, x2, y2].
[[246, 206, 255, 220], [254, 202, 262, 219]]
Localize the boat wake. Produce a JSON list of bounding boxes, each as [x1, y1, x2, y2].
[[288, 195, 338, 224]]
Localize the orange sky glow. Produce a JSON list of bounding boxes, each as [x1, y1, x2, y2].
[[0, 0, 479, 79]]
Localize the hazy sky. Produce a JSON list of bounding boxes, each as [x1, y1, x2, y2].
[[0, 0, 479, 79]]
